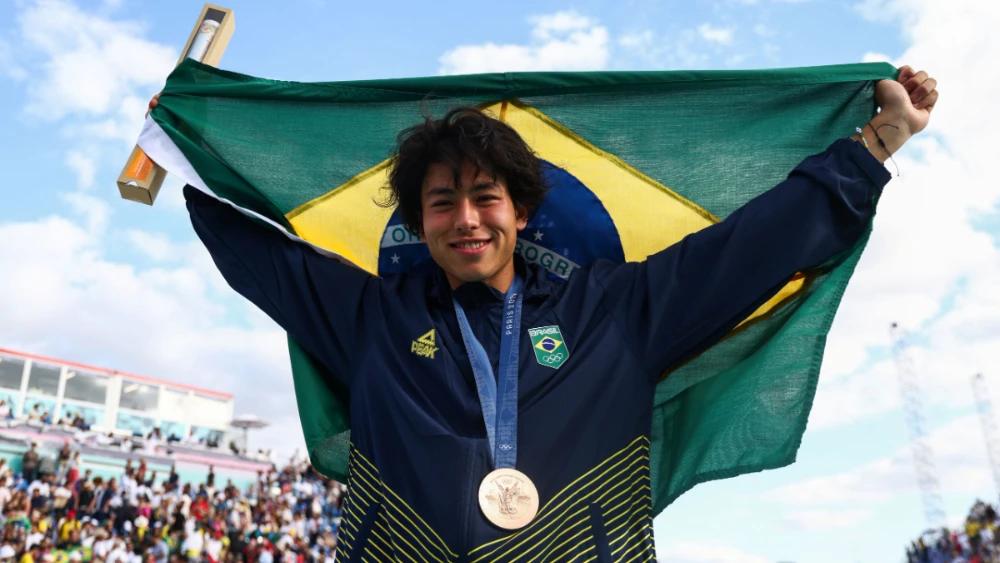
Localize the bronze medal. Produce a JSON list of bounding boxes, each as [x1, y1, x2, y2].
[[478, 468, 539, 530]]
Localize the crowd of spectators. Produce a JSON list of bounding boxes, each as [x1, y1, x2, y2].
[[0, 441, 344, 563], [908, 501, 1000, 563]]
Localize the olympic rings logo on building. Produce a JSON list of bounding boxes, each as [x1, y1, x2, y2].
[[542, 353, 564, 364]]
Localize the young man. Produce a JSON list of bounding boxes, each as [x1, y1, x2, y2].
[[168, 68, 938, 559]]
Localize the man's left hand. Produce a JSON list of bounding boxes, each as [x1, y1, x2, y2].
[[876, 65, 939, 136]]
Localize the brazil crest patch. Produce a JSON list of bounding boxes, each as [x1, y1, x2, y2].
[[528, 325, 569, 369]]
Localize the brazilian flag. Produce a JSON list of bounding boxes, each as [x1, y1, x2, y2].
[[142, 59, 895, 516], [51, 547, 92, 563]]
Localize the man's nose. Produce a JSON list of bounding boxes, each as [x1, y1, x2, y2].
[[454, 198, 480, 232]]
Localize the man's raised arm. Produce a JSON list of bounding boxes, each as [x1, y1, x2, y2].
[[184, 186, 381, 386], [588, 67, 937, 379]]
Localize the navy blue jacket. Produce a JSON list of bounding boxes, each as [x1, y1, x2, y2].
[[186, 138, 889, 561]]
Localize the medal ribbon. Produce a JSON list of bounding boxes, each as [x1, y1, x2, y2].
[[452, 276, 523, 469]]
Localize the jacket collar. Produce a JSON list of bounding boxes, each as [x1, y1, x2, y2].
[[426, 255, 560, 307]]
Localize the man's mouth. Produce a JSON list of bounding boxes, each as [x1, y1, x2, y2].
[[450, 240, 491, 254]]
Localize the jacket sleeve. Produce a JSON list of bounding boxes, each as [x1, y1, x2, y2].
[[590, 138, 891, 379], [184, 186, 380, 386]]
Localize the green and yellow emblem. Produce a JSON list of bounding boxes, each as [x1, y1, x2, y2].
[[528, 325, 569, 369]]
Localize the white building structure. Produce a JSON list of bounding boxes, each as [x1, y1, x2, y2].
[[0, 348, 232, 445]]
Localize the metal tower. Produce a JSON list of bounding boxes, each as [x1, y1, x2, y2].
[[971, 373, 1000, 500], [890, 322, 946, 528]]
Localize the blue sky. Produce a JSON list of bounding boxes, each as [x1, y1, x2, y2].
[[1, 0, 997, 562]]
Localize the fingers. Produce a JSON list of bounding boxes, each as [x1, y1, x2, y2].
[[910, 77, 936, 105], [915, 89, 939, 112], [145, 93, 160, 118], [897, 65, 915, 83], [902, 70, 928, 94]]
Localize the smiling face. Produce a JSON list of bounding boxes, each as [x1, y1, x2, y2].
[[420, 160, 528, 292]]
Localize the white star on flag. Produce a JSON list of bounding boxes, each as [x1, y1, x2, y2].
[[391, 254, 400, 264], [533, 230, 544, 241]]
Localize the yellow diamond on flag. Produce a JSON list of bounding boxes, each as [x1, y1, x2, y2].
[[535, 336, 563, 352]]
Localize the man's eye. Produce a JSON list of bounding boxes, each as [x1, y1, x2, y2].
[[431, 200, 451, 208]]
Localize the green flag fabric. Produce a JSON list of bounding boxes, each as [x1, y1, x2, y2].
[[141, 59, 895, 517]]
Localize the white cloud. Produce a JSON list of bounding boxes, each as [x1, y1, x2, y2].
[[60, 191, 110, 235], [811, 0, 1000, 430], [66, 150, 97, 190], [862, 51, 893, 63], [697, 24, 735, 46], [763, 416, 992, 509], [126, 229, 183, 263], [0, 1, 305, 460], [619, 23, 747, 69], [657, 542, 768, 563], [0, 38, 27, 81], [4, 0, 177, 201], [782, 508, 874, 531], [438, 10, 608, 74], [725, 53, 749, 66], [618, 30, 654, 49], [753, 24, 776, 38], [70, 94, 150, 148], [528, 11, 596, 40], [16, 0, 176, 120], [0, 205, 306, 458], [617, 28, 711, 69]]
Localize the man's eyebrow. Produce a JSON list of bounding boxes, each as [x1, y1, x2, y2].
[[470, 181, 499, 193], [425, 186, 456, 198], [425, 182, 498, 197]]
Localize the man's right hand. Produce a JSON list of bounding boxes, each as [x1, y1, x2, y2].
[[145, 93, 161, 117]]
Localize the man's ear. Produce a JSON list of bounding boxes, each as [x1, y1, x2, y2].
[[515, 205, 529, 231]]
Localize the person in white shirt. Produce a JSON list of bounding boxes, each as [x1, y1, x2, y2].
[[126, 542, 142, 563], [92, 530, 114, 560], [144, 430, 159, 454], [180, 489, 192, 519], [24, 530, 44, 550], [106, 540, 129, 563], [135, 482, 152, 504], [181, 527, 204, 557], [79, 520, 97, 548], [52, 486, 72, 511], [120, 471, 137, 506], [27, 478, 50, 498], [205, 531, 224, 563]]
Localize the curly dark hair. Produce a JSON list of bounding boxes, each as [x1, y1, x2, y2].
[[382, 106, 549, 235]]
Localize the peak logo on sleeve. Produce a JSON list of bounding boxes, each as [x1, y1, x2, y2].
[[411, 329, 439, 359], [528, 326, 569, 369]]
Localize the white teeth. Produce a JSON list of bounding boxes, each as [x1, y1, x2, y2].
[[456, 241, 487, 249]]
